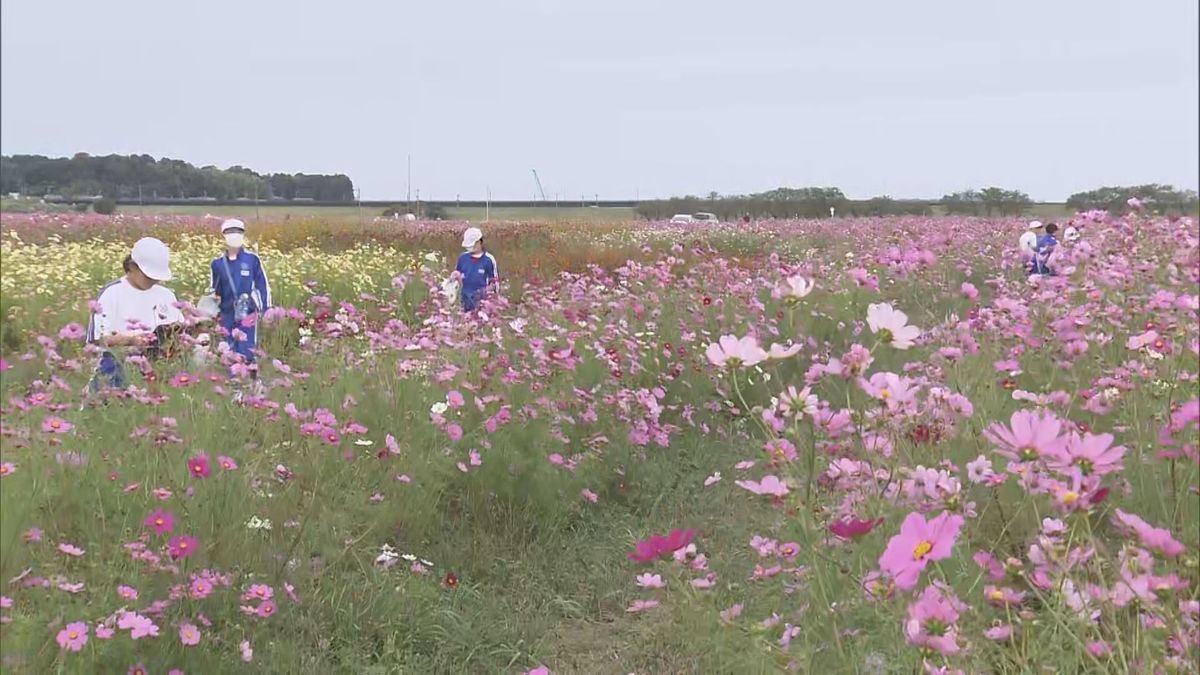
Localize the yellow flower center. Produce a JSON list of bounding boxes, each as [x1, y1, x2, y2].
[[989, 589, 1004, 601], [880, 388, 891, 400], [155, 518, 164, 526], [1062, 491, 1079, 506], [51, 420, 61, 429], [0, 466, 9, 475], [912, 540, 933, 560], [179, 541, 188, 550], [68, 630, 78, 639]]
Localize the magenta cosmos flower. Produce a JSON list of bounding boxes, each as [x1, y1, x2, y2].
[[56, 621, 89, 651], [628, 528, 696, 563], [187, 454, 211, 479], [144, 508, 175, 536], [830, 516, 884, 540], [982, 409, 1067, 463], [879, 511, 965, 590], [179, 622, 201, 646], [705, 335, 768, 368], [866, 303, 920, 350], [168, 535, 199, 560]]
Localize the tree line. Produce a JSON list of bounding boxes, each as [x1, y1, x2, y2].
[[637, 184, 1197, 220], [0, 153, 356, 202]]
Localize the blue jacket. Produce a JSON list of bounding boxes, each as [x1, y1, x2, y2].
[[456, 251, 497, 297], [211, 250, 271, 319], [1033, 234, 1058, 274]]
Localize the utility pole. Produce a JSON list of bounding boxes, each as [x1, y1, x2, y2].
[[406, 154, 412, 206]]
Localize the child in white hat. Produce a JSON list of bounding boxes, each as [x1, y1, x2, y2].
[[454, 226, 498, 311], [209, 219, 271, 372]]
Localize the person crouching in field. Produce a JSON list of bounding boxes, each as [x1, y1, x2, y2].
[[87, 237, 185, 393], [208, 219, 270, 376], [1019, 220, 1042, 274], [1032, 222, 1060, 276], [455, 226, 498, 311]]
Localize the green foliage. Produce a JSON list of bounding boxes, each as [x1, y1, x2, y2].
[[0, 153, 355, 202], [91, 197, 116, 215], [1066, 183, 1199, 215], [942, 187, 1031, 216]]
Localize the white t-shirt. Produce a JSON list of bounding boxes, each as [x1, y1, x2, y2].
[[1018, 231, 1038, 255], [88, 277, 185, 342]]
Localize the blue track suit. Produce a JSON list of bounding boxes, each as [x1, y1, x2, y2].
[[455, 251, 497, 311], [211, 250, 270, 362], [1032, 233, 1058, 276]]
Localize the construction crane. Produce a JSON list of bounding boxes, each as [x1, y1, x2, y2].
[[531, 169, 548, 202]]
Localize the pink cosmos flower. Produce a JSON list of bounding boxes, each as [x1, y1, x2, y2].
[[984, 624, 1013, 641], [767, 342, 803, 360], [703, 472, 722, 486], [904, 584, 966, 656], [636, 573, 665, 588], [255, 600, 277, 619], [169, 372, 196, 387], [217, 455, 238, 471], [58, 323, 86, 341], [734, 475, 789, 497], [145, 508, 175, 535], [95, 625, 114, 640], [982, 409, 1067, 463], [118, 612, 159, 640], [179, 622, 200, 646], [866, 303, 920, 349], [965, 455, 994, 484], [960, 282, 979, 301], [447, 390, 465, 408], [245, 584, 274, 602], [0, 462, 14, 478], [879, 511, 965, 590], [190, 577, 214, 600], [41, 416, 73, 433], [240, 640, 254, 662], [447, 424, 464, 442], [581, 488, 598, 503], [117, 585, 138, 601], [626, 599, 659, 613], [58, 543, 85, 557], [1112, 510, 1185, 557], [129, 664, 149, 675], [1048, 432, 1125, 476], [705, 335, 768, 368], [168, 535, 199, 560], [628, 528, 696, 563], [56, 621, 89, 651], [187, 454, 211, 479]]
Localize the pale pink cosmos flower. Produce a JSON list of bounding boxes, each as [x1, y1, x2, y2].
[[58, 543, 85, 557], [240, 640, 254, 662], [879, 511, 965, 590], [117, 585, 138, 601], [1112, 510, 1185, 557], [636, 573, 665, 589], [866, 303, 920, 349], [734, 475, 790, 497], [1048, 432, 1126, 476], [581, 488, 598, 503], [774, 275, 814, 301], [982, 409, 1067, 463], [179, 622, 201, 646], [904, 584, 966, 656], [705, 335, 769, 368], [56, 621, 89, 651], [703, 472, 722, 487], [767, 342, 803, 360], [626, 599, 659, 613], [525, 666, 550, 675]]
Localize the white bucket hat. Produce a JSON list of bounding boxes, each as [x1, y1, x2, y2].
[[461, 227, 483, 249], [221, 218, 246, 233], [1026, 220, 1044, 231], [130, 237, 173, 281]]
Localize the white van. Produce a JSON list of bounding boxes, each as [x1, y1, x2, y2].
[[670, 214, 695, 224], [694, 212, 719, 223]]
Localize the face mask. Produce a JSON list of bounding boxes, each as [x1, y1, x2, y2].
[[224, 233, 245, 248]]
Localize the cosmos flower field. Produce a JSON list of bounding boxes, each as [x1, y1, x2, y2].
[[0, 211, 1196, 673]]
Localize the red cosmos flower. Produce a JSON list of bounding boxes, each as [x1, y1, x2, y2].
[[443, 572, 459, 589], [702, 297, 712, 306], [628, 528, 695, 563], [830, 517, 884, 540]]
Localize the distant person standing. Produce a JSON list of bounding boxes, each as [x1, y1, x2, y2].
[[455, 226, 497, 311], [1019, 221, 1043, 274], [209, 219, 270, 371]]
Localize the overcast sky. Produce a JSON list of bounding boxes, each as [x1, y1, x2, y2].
[[2, 1, 1197, 201]]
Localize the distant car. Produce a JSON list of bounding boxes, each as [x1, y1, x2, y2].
[[694, 212, 719, 223], [670, 214, 695, 224]]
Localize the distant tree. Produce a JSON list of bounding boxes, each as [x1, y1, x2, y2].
[[1066, 184, 1198, 215], [942, 190, 983, 215], [92, 197, 116, 214]]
